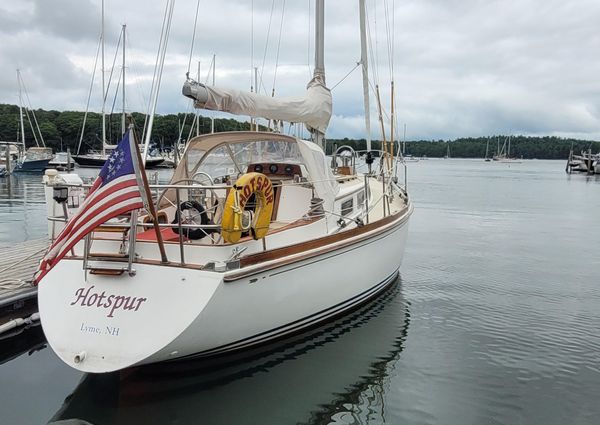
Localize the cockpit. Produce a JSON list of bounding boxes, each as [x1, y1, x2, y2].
[[150, 131, 335, 245]]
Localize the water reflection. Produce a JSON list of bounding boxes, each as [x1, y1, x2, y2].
[[49, 280, 410, 425], [0, 174, 48, 242], [0, 323, 46, 366]]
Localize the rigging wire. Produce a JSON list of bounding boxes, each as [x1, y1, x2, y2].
[[123, 29, 151, 130], [77, 34, 102, 155], [271, 0, 286, 96], [383, 0, 394, 81], [18, 73, 45, 147], [366, 4, 379, 87], [258, 0, 277, 95], [181, 0, 202, 146], [186, 0, 202, 78], [109, 71, 122, 119], [203, 54, 215, 84], [104, 29, 123, 144], [142, 0, 172, 143], [330, 62, 361, 91], [143, 0, 175, 160], [251, 0, 254, 92], [104, 29, 123, 110]]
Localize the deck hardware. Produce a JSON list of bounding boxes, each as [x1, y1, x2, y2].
[[74, 351, 86, 364]]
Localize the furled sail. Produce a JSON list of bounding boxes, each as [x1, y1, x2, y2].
[[182, 75, 332, 134]]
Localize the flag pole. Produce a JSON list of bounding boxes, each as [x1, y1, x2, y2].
[[130, 123, 168, 263]]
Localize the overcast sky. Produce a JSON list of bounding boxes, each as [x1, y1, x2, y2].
[[1, 0, 599, 141]]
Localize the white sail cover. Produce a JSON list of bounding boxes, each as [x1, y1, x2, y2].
[[182, 76, 332, 134]]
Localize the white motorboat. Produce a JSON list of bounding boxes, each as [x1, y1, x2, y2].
[[48, 151, 75, 171], [38, 0, 413, 373]]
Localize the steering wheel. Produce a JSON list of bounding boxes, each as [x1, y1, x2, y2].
[[172, 200, 216, 240]]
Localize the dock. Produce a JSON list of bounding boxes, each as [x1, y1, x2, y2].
[[0, 238, 48, 334]]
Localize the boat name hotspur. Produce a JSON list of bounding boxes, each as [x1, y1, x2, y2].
[[70, 285, 147, 318]]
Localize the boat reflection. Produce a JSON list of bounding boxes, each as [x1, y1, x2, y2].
[[0, 323, 46, 366], [49, 278, 410, 425]]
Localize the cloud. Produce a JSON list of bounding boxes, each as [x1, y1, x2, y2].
[[0, 0, 599, 141]]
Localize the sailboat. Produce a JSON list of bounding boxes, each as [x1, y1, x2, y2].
[[73, 22, 164, 169], [38, 0, 413, 373], [401, 125, 419, 162], [13, 70, 53, 173], [484, 139, 491, 161], [492, 135, 522, 163]]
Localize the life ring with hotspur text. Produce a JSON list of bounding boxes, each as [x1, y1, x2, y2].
[[221, 172, 274, 243]]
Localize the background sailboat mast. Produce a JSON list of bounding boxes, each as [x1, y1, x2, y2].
[[143, 0, 175, 165], [359, 0, 371, 152], [312, 0, 326, 150], [17, 70, 26, 149], [101, 0, 106, 156], [121, 24, 126, 135]]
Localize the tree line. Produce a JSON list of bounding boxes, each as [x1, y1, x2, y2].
[[326, 136, 600, 159], [0, 103, 252, 153], [1, 103, 597, 159]]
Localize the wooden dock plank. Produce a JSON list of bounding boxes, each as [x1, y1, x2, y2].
[[0, 238, 48, 299]]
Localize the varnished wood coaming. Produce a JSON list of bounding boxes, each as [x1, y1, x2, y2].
[[227, 204, 411, 281], [65, 204, 411, 277], [63, 256, 204, 270]]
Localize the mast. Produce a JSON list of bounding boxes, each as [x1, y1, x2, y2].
[[17, 70, 26, 149], [211, 54, 216, 134], [121, 24, 126, 135], [101, 0, 106, 156], [312, 0, 326, 150], [181, 0, 332, 143], [314, 0, 325, 81], [359, 0, 371, 152]]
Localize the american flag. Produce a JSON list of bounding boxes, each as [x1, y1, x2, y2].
[[35, 130, 146, 284]]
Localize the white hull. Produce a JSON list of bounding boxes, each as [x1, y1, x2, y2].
[[39, 207, 411, 373]]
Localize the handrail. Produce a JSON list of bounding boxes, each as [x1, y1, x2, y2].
[[77, 177, 360, 192], [46, 215, 221, 230]]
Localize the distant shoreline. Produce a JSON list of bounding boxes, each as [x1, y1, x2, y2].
[[1, 103, 598, 160]]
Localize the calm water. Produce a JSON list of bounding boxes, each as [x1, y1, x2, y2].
[[0, 160, 599, 425]]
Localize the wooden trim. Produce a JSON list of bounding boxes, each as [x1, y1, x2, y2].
[[228, 205, 412, 280], [271, 183, 282, 221], [90, 269, 125, 276], [68, 203, 413, 276], [95, 226, 128, 233], [63, 256, 203, 270]]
